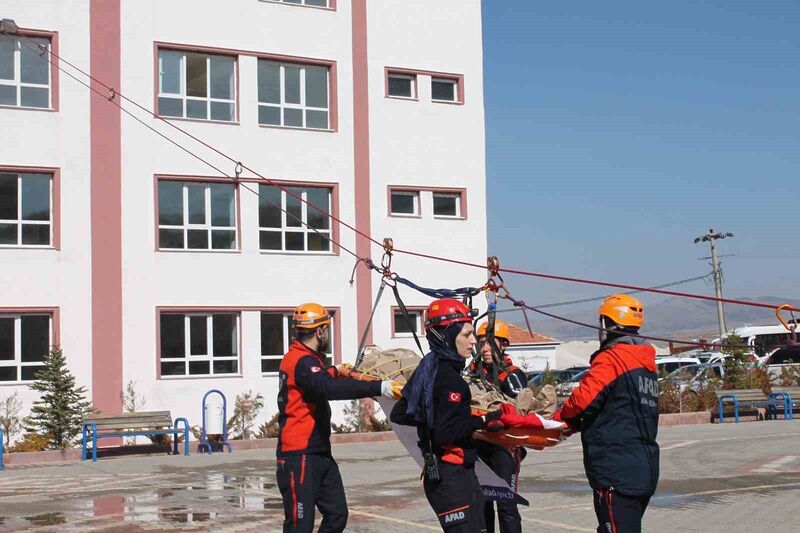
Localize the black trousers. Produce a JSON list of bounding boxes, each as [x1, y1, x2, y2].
[[593, 488, 651, 533], [478, 446, 524, 533], [424, 461, 487, 532], [276, 453, 347, 533]]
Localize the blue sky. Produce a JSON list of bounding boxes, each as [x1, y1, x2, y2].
[[481, 1, 800, 309]]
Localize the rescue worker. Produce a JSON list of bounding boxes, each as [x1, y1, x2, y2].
[[553, 295, 659, 533], [276, 303, 400, 533], [469, 320, 528, 533], [391, 298, 505, 533]]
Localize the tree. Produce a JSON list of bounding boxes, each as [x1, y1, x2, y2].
[[24, 346, 96, 449], [721, 334, 769, 393], [228, 391, 264, 440], [0, 392, 23, 446], [121, 380, 146, 445]]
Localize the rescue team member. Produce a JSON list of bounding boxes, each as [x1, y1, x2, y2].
[[553, 295, 659, 533], [470, 321, 527, 533], [391, 299, 506, 533], [276, 303, 400, 533]]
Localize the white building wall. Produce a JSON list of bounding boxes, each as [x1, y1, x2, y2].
[[0, 1, 93, 412], [1, 0, 488, 437]]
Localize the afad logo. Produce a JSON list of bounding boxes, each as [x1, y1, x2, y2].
[[448, 392, 462, 403], [444, 510, 465, 524]]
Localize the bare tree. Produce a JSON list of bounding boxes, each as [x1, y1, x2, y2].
[[0, 392, 23, 446]]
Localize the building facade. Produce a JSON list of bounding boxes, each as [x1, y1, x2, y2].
[[0, 0, 487, 432]]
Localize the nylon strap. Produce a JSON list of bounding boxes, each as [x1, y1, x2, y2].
[[355, 279, 386, 368], [391, 283, 425, 356]]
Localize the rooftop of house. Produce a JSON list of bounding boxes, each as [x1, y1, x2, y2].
[[506, 323, 560, 345]]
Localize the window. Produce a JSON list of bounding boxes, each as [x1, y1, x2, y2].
[[158, 181, 237, 250], [259, 185, 332, 253], [433, 192, 461, 218], [270, 0, 329, 6], [0, 314, 51, 382], [393, 309, 424, 337], [159, 313, 239, 377], [431, 78, 457, 102], [0, 35, 51, 109], [258, 60, 329, 129], [387, 73, 416, 99], [389, 190, 419, 216], [158, 50, 236, 122], [0, 172, 52, 247], [261, 311, 334, 373]]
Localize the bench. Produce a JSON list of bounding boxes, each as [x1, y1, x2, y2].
[[769, 386, 800, 420], [81, 411, 190, 462], [715, 389, 775, 423]]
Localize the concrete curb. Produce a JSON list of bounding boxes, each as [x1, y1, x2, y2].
[[658, 411, 712, 426]]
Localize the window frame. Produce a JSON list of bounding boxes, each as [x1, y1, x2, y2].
[[388, 189, 421, 218], [431, 77, 458, 103], [432, 192, 462, 219], [260, 309, 337, 375], [0, 29, 58, 111], [157, 310, 242, 379], [0, 168, 59, 249], [0, 308, 58, 384], [155, 176, 240, 253], [384, 67, 464, 104], [257, 59, 332, 131], [260, 0, 336, 12], [386, 72, 418, 100], [387, 186, 467, 220], [391, 306, 426, 338], [155, 47, 239, 123], [258, 181, 338, 255]]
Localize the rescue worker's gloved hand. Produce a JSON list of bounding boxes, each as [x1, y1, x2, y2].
[[482, 409, 505, 432], [381, 380, 403, 400], [553, 409, 578, 436]]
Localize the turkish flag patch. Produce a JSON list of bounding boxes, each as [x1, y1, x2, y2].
[[448, 392, 462, 403], [311, 366, 322, 373]]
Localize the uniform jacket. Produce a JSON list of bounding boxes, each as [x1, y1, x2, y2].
[[559, 337, 660, 496], [391, 357, 484, 467], [468, 356, 528, 397], [277, 341, 381, 457]]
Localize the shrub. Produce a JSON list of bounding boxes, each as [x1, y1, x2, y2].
[[256, 413, 281, 439], [9, 433, 50, 453], [228, 391, 264, 440], [0, 392, 23, 447]]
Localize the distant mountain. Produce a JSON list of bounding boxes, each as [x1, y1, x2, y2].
[[512, 296, 800, 341]]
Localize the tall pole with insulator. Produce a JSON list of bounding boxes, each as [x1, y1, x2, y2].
[[694, 229, 734, 338]]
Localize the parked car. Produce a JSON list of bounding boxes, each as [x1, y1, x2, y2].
[[662, 362, 724, 393], [655, 356, 701, 377], [529, 369, 583, 388], [556, 369, 589, 396], [525, 370, 544, 383]]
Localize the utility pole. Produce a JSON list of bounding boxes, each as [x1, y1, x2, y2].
[[694, 229, 734, 337]]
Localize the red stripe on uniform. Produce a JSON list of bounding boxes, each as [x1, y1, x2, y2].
[[300, 454, 306, 485], [290, 472, 297, 526], [438, 504, 470, 517], [607, 490, 617, 533]]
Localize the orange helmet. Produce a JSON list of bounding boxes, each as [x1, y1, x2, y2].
[[424, 299, 474, 330], [293, 303, 331, 330], [598, 294, 644, 328], [477, 320, 510, 341]]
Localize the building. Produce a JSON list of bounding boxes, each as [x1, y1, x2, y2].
[[503, 324, 561, 372], [0, 0, 487, 433]]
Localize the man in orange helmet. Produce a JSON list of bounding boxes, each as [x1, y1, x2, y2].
[[553, 295, 660, 533], [470, 320, 528, 533], [276, 303, 400, 533]]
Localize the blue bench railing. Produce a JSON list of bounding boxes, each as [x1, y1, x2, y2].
[[717, 393, 776, 423], [81, 417, 190, 462], [768, 392, 794, 421]]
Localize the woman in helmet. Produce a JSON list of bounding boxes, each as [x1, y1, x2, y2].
[[554, 294, 659, 533], [469, 320, 528, 533], [390, 298, 504, 532]]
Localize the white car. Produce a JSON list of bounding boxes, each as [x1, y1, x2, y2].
[[656, 356, 701, 377]]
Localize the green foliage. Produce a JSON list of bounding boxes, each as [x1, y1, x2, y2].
[[256, 412, 281, 439], [340, 399, 392, 433], [24, 346, 96, 449], [540, 363, 557, 387], [0, 392, 24, 446], [778, 365, 800, 387], [228, 390, 264, 440]]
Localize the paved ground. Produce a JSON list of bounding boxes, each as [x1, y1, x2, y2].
[[2, 420, 800, 532]]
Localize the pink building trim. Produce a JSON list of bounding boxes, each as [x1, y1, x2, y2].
[[351, 0, 374, 346], [0, 165, 61, 249], [387, 185, 468, 220], [89, 0, 123, 413]]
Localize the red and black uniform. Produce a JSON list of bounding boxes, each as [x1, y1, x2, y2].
[[468, 358, 528, 533], [558, 337, 660, 533], [468, 357, 528, 398], [391, 357, 487, 532], [276, 341, 381, 533]]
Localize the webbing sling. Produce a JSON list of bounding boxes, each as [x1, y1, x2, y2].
[[355, 279, 387, 368]]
